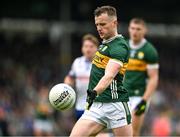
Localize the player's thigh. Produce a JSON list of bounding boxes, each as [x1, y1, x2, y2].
[[132, 112, 145, 135], [70, 119, 104, 137], [112, 124, 132, 137]]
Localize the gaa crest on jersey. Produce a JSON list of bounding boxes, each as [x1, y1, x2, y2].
[[135, 89, 140, 95], [99, 45, 108, 52], [99, 44, 103, 50], [138, 52, 144, 59], [101, 46, 108, 52]]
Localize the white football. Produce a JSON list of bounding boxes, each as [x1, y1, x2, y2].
[[49, 83, 76, 111]]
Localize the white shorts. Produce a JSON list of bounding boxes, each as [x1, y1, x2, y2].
[[129, 96, 150, 112], [81, 102, 132, 129], [34, 119, 53, 133]]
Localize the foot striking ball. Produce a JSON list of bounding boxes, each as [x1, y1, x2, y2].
[[49, 83, 76, 111]]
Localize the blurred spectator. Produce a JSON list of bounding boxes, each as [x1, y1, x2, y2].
[[151, 106, 171, 136], [0, 107, 9, 136]]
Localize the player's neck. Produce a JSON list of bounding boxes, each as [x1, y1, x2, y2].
[[103, 32, 119, 42], [130, 38, 146, 49], [84, 56, 92, 62], [108, 32, 118, 40], [111, 31, 118, 38], [132, 39, 144, 45]]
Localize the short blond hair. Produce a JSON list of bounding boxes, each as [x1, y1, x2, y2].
[[94, 6, 117, 18], [82, 34, 99, 47]]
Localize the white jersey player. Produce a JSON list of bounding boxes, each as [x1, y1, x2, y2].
[[64, 34, 98, 119]]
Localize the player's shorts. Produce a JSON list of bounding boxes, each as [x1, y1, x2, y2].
[[33, 119, 53, 133], [129, 96, 150, 112], [81, 102, 131, 129]]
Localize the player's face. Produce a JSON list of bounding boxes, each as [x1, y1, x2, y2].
[[82, 40, 97, 60], [95, 13, 117, 40], [129, 23, 146, 43]]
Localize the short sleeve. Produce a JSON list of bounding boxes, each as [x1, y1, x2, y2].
[[146, 45, 159, 69], [109, 43, 129, 66], [68, 60, 76, 78]]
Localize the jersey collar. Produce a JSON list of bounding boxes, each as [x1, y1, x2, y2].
[[82, 56, 91, 63], [102, 34, 123, 44], [129, 38, 146, 50]]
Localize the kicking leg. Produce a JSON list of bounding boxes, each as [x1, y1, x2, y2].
[[70, 119, 104, 137], [112, 124, 132, 137]]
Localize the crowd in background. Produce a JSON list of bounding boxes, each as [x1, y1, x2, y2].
[[0, 33, 180, 136]]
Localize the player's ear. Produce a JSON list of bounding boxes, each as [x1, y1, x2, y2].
[[113, 20, 118, 27], [81, 42, 85, 54], [115, 20, 118, 25], [144, 26, 148, 34], [128, 25, 131, 33], [81, 45, 84, 54]]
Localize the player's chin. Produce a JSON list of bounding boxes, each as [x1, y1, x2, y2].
[[99, 34, 104, 39], [98, 33, 104, 38], [132, 36, 139, 41], [85, 54, 93, 59]]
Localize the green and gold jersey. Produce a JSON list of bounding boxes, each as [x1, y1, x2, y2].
[[88, 35, 130, 102], [123, 39, 159, 97]]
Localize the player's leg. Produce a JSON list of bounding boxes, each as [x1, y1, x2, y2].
[[34, 129, 42, 136], [70, 119, 104, 136], [112, 124, 132, 137], [132, 112, 145, 136], [129, 97, 148, 136]]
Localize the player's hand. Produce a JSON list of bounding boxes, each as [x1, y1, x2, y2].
[[134, 99, 147, 116], [86, 90, 97, 110]]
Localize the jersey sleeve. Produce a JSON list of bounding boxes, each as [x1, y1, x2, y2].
[[146, 45, 159, 69], [109, 43, 129, 66], [68, 59, 76, 78]]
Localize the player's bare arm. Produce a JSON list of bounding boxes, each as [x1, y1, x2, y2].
[[134, 68, 159, 116], [143, 68, 159, 101], [86, 59, 123, 111], [64, 76, 75, 87], [86, 60, 122, 109], [94, 60, 121, 94]]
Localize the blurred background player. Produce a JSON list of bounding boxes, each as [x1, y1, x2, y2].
[[123, 18, 159, 136], [64, 34, 98, 120], [33, 86, 54, 136]]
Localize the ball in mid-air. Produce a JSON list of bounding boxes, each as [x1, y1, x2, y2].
[[49, 83, 76, 111]]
